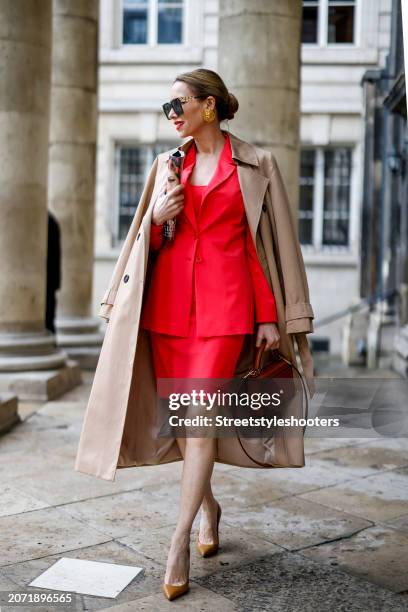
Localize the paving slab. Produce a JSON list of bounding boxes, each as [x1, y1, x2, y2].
[[2, 539, 281, 611], [299, 470, 408, 522], [0, 569, 20, 590], [0, 507, 111, 566], [119, 524, 283, 578], [59, 489, 181, 539], [1, 540, 167, 610], [310, 443, 408, 475], [356, 437, 408, 451], [143, 468, 289, 511], [0, 413, 81, 456], [37, 401, 88, 421], [1, 447, 182, 504], [194, 552, 408, 612], [224, 496, 372, 550], [230, 458, 365, 496], [382, 513, 408, 533], [0, 483, 49, 517], [303, 437, 372, 455], [300, 524, 408, 593], [0, 447, 59, 484], [104, 586, 238, 611]]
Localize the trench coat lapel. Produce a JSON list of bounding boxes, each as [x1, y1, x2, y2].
[[236, 166, 269, 246]]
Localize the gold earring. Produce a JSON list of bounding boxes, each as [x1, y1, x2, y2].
[[203, 108, 216, 123]]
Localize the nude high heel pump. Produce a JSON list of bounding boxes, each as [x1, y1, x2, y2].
[[197, 502, 222, 557], [162, 580, 189, 601], [162, 545, 190, 601]]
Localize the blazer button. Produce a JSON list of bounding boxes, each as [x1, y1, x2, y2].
[[262, 204, 267, 212], [195, 256, 202, 263], [124, 274, 129, 283]]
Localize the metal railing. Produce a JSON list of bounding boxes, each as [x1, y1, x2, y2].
[[313, 288, 400, 329]]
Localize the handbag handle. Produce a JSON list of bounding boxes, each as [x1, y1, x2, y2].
[[235, 339, 311, 468], [254, 341, 280, 370], [252, 340, 309, 413]]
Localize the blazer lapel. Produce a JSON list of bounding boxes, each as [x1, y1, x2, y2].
[[174, 129, 269, 242], [180, 142, 199, 232], [179, 134, 236, 231], [198, 134, 236, 224]]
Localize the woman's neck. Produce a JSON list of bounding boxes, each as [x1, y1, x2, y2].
[[193, 127, 226, 157]]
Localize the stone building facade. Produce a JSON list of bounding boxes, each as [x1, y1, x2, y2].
[[94, 0, 393, 356]]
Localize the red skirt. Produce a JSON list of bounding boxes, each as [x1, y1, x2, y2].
[[150, 296, 246, 397]]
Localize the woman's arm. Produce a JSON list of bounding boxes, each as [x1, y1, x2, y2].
[[150, 221, 164, 252], [245, 222, 278, 324]]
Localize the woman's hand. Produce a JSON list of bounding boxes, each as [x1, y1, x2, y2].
[[152, 184, 184, 226], [256, 322, 280, 350]]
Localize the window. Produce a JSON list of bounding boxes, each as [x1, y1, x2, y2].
[[299, 150, 315, 244], [123, 0, 184, 45], [302, 0, 355, 45], [123, 1, 148, 44], [299, 147, 353, 249], [114, 143, 175, 246], [302, 0, 319, 44], [328, 0, 355, 43], [323, 148, 352, 246], [158, 0, 183, 43]]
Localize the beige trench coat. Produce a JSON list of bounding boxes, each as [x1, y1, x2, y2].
[[74, 130, 316, 482]]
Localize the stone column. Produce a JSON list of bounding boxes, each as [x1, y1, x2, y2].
[[218, 0, 302, 216], [49, 0, 102, 368], [0, 0, 81, 404]]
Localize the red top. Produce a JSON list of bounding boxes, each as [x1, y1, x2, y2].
[[142, 133, 278, 337], [188, 182, 206, 222]]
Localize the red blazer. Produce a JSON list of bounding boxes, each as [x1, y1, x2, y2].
[[140, 133, 278, 337]]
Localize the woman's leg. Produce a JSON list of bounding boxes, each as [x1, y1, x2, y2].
[[176, 437, 220, 544], [164, 436, 217, 585]]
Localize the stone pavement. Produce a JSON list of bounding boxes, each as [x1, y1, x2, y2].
[[0, 363, 407, 611]]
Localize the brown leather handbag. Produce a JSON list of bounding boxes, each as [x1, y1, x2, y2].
[[236, 340, 309, 467]]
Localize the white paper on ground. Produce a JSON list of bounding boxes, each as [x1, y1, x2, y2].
[[29, 557, 144, 599]]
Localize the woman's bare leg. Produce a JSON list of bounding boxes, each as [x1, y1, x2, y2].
[[176, 438, 220, 544], [164, 436, 216, 585]]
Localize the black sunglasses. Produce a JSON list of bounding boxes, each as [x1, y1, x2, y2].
[[162, 96, 202, 120]]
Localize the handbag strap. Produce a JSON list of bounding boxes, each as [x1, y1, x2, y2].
[[236, 341, 309, 468]]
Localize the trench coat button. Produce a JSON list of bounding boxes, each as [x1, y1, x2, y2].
[[262, 204, 267, 212], [195, 256, 202, 263], [124, 274, 129, 283]]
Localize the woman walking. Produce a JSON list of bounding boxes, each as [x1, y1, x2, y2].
[[140, 69, 280, 600], [75, 68, 315, 603]]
